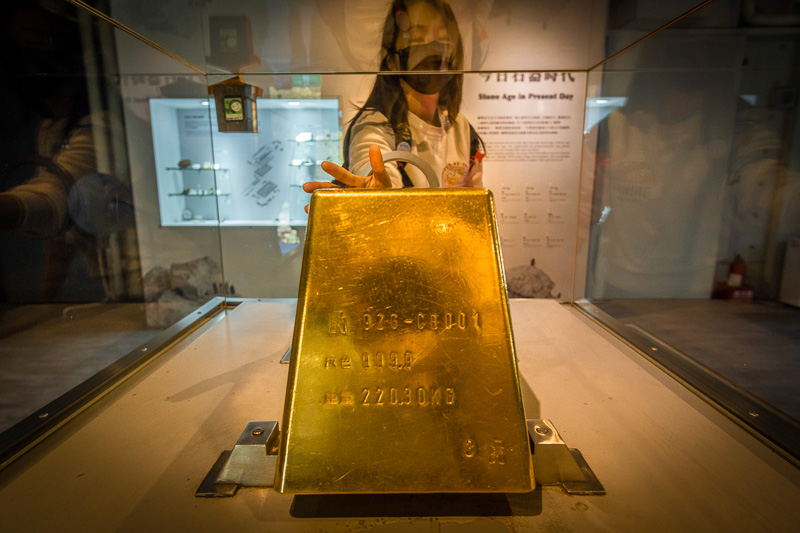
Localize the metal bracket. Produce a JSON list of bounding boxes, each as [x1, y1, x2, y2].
[[528, 419, 605, 495], [196, 421, 280, 497], [197, 418, 604, 497]]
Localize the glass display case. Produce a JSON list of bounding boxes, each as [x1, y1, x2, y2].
[[1, 1, 799, 530]]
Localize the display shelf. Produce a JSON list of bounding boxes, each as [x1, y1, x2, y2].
[[160, 220, 224, 227], [149, 220, 309, 227], [219, 219, 309, 227], [289, 160, 331, 167], [168, 192, 231, 197], [165, 167, 229, 171]]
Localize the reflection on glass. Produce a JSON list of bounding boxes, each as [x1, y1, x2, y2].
[[589, 69, 738, 297], [585, 21, 800, 442], [0, 3, 165, 434], [104, 0, 608, 73], [604, 1, 741, 61], [0, 5, 220, 435]]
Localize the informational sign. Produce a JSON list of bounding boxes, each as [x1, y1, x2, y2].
[[464, 71, 587, 300]]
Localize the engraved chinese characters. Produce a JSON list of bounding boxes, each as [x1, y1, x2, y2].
[[276, 189, 533, 494]]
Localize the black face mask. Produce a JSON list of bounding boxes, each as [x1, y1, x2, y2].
[[402, 69, 454, 95], [394, 41, 456, 95]]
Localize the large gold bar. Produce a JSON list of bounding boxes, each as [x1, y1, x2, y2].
[[276, 189, 533, 494]]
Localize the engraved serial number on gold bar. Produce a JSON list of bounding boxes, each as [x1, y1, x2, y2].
[[322, 386, 456, 407], [324, 350, 414, 370], [363, 311, 482, 331], [328, 310, 483, 335]]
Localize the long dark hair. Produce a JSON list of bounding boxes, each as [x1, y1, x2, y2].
[[342, 0, 465, 170]]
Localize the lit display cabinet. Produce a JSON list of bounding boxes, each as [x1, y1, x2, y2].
[[150, 98, 340, 226]]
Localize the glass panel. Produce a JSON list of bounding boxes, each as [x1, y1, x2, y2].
[[0, 4, 223, 434], [102, 0, 608, 73], [103, 0, 612, 300], [7, 0, 795, 457], [204, 75, 343, 297], [604, 1, 738, 61], [122, 73, 227, 325], [176, 64, 585, 300], [587, 31, 742, 298], [582, 7, 800, 442]]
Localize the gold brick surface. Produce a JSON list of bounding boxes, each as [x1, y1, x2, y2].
[[276, 188, 533, 494]]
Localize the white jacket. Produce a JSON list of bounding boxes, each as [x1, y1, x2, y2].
[[347, 108, 483, 189]]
